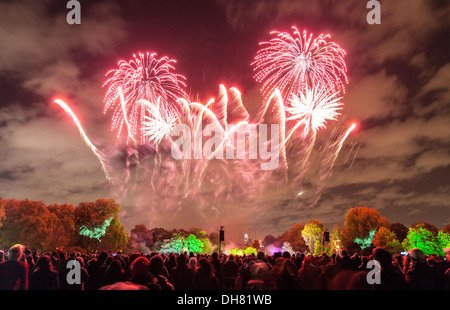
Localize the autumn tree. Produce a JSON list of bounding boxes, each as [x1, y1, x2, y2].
[[443, 224, 450, 234], [0, 198, 6, 229], [47, 203, 76, 250], [251, 239, 261, 250], [280, 223, 306, 252], [0, 199, 60, 251], [262, 234, 281, 249], [208, 232, 220, 247], [129, 224, 154, 252], [389, 222, 408, 243], [344, 206, 389, 241], [372, 226, 403, 254], [187, 227, 207, 239], [411, 222, 439, 236]]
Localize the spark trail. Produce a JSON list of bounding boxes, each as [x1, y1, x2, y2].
[[54, 99, 112, 184]]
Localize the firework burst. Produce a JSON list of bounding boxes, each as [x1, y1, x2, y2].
[[252, 26, 348, 102], [141, 98, 180, 146], [103, 52, 188, 144], [285, 85, 343, 140]]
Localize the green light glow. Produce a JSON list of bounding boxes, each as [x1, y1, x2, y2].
[[159, 234, 204, 254], [406, 226, 442, 255], [354, 229, 376, 249], [230, 248, 243, 256], [79, 217, 112, 240]]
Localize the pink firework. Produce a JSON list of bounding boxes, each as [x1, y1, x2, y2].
[[252, 26, 348, 102], [103, 52, 188, 144]]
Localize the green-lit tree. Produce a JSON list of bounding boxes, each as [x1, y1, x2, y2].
[[75, 198, 122, 252], [403, 225, 441, 255], [159, 234, 185, 254], [159, 234, 205, 254], [243, 247, 258, 256], [185, 234, 204, 254], [230, 248, 243, 256], [438, 230, 450, 253], [98, 216, 129, 252]]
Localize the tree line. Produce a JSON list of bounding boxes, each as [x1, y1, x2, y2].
[[1, 198, 449, 256]]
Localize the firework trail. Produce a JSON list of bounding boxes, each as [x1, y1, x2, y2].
[[319, 122, 357, 186], [103, 52, 188, 144], [254, 88, 288, 172], [252, 26, 348, 103], [54, 99, 112, 184]]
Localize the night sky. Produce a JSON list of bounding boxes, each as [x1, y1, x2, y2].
[[0, 0, 449, 243]]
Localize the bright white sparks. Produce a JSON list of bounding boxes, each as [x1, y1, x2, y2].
[[286, 85, 343, 138]]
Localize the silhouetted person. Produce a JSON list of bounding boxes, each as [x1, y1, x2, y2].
[[165, 253, 177, 272], [210, 252, 223, 289], [66, 257, 89, 290], [372, 247, 407, 290], [29, 255, 59, 290], [297, 256, 322, 290], [128, 256, 160, 290], [102, 260, 125, 287], [149, 255, 174, 290], [222, 254, 239, 289], [0, 244, 28, 290], [434, 248, 450, 290], [86, 251, 108, 290], [339, 249, 356, 270], [293, 252, 304, 270], [192, 258, 218, 290], [271, 257, 301, 290], [170, 253, 194, 290], [246, 262, 274, 290], [405, 248, 435, 290]]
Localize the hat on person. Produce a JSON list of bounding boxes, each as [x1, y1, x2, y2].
[[408, 248, 426, 263]]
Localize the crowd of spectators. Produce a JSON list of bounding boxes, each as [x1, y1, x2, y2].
[[0, 244, 449, 290]]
